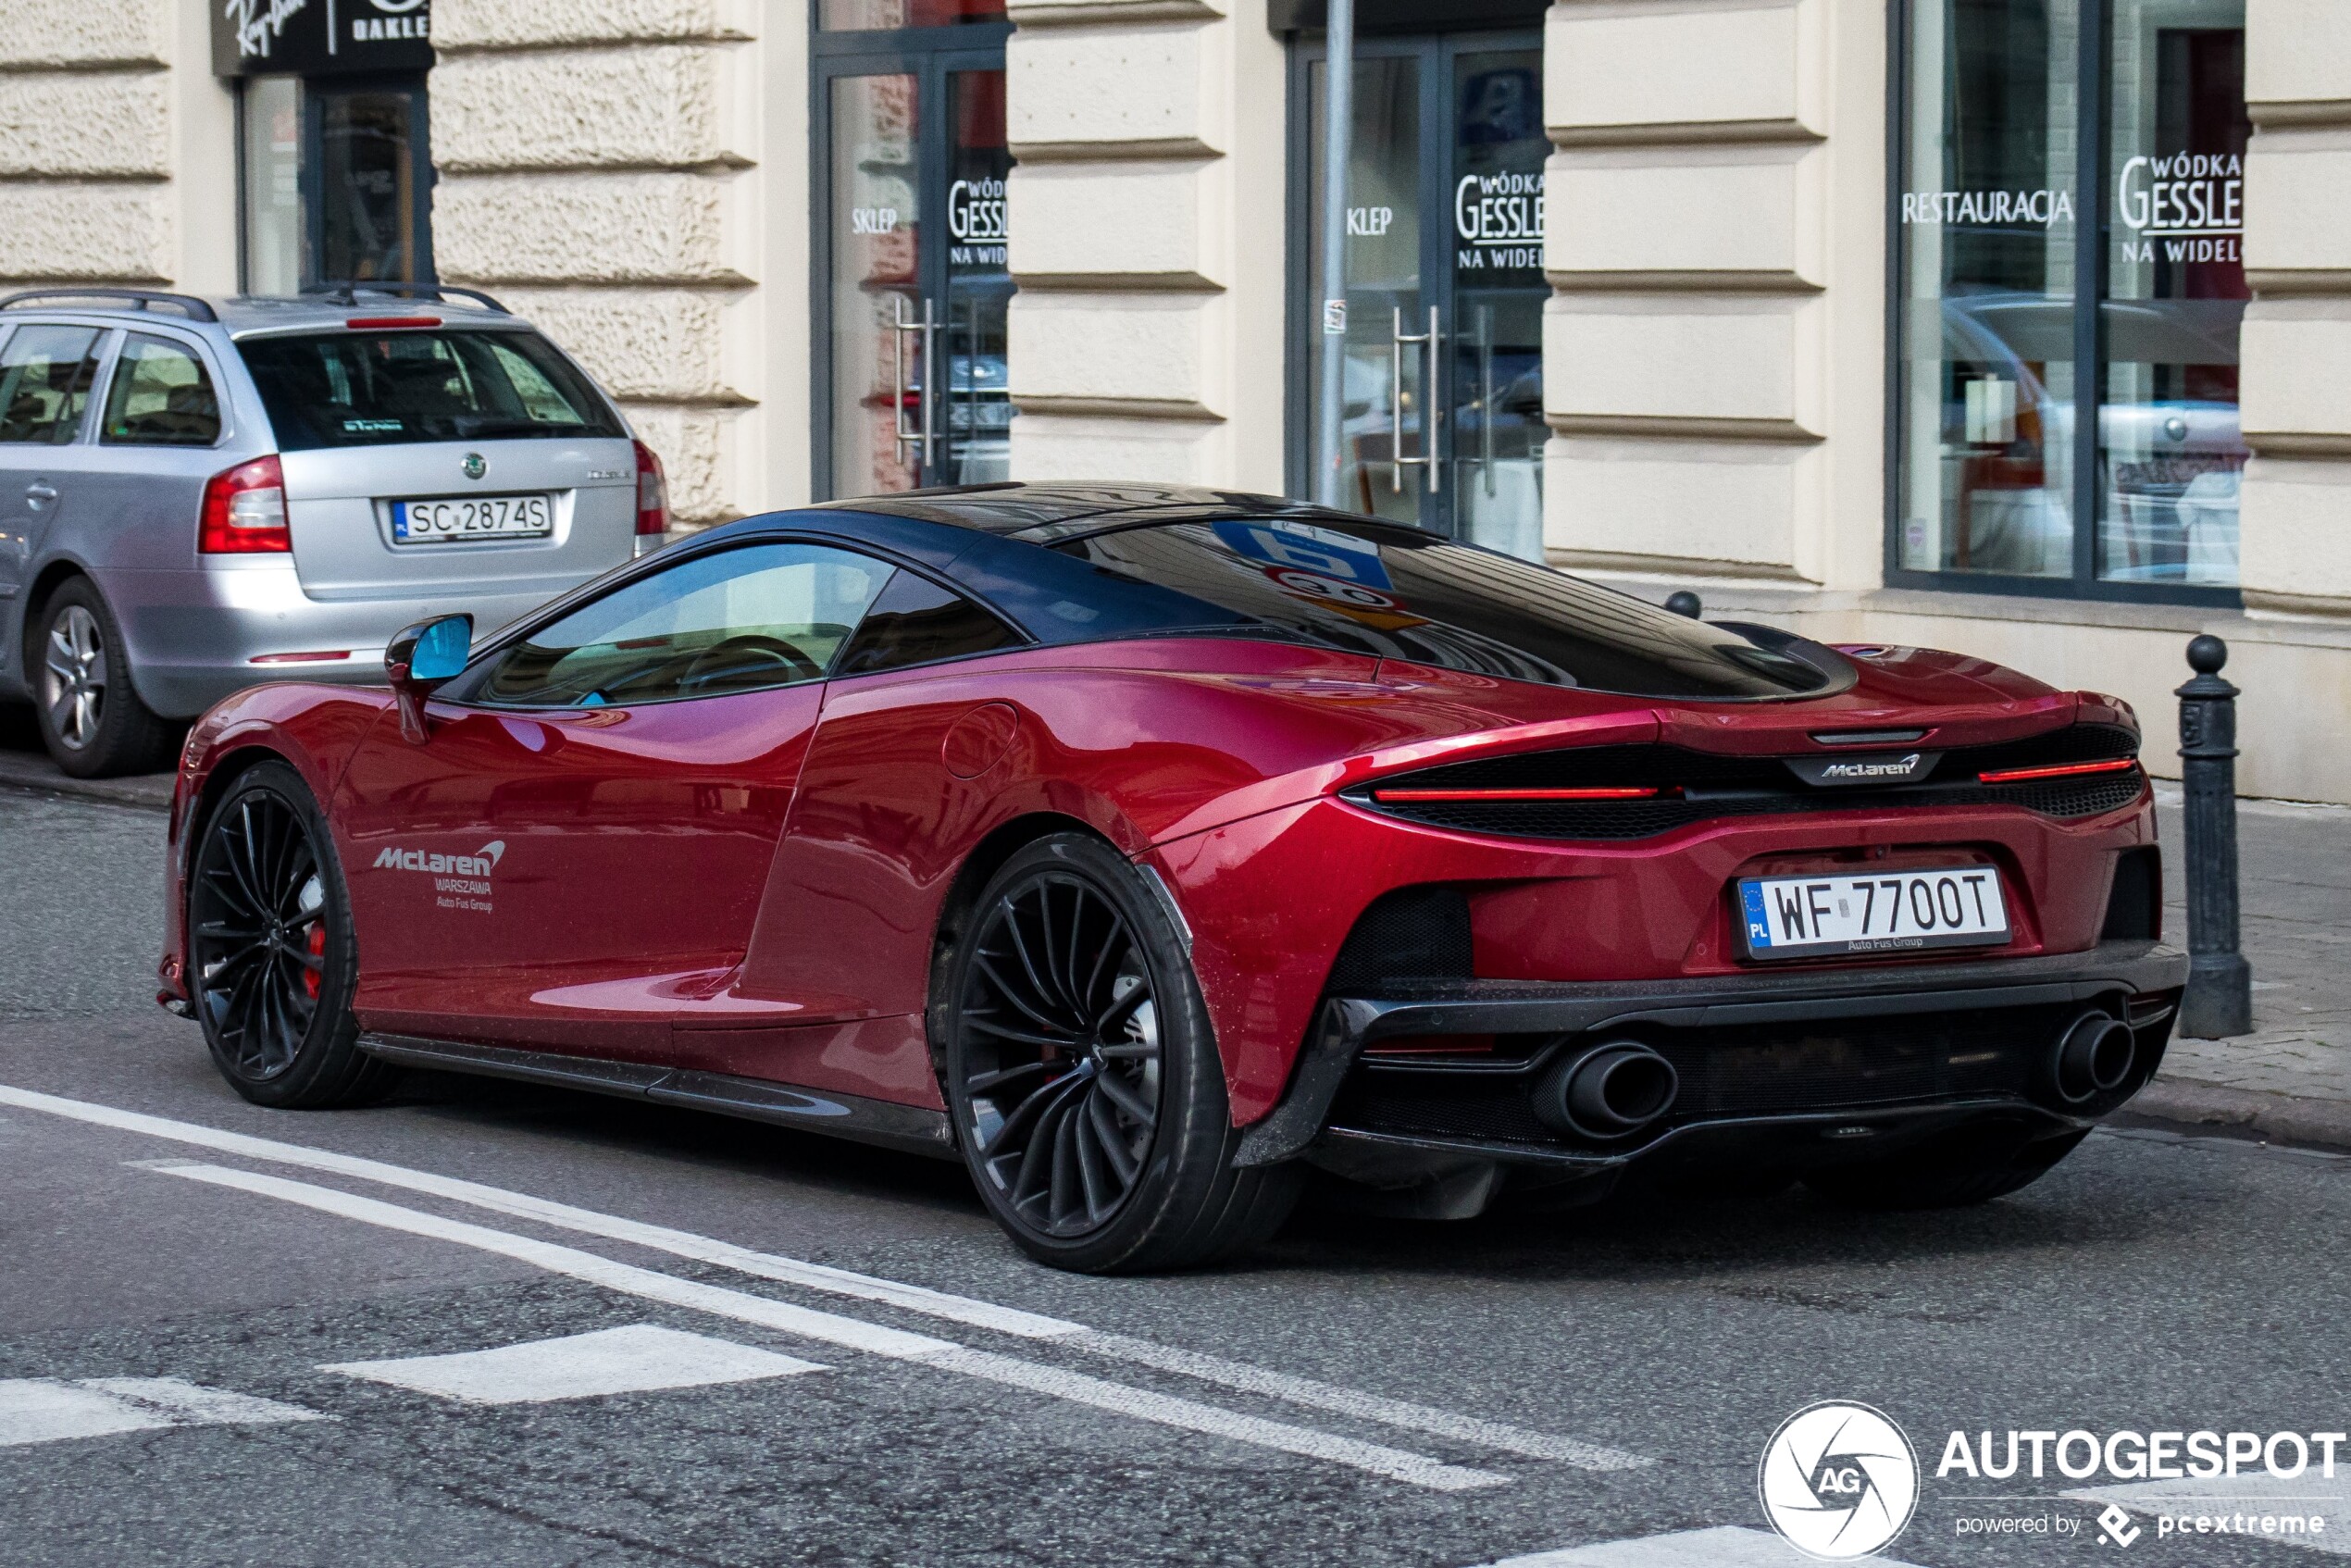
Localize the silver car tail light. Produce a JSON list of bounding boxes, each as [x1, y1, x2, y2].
[[199, 454, 290, 554]]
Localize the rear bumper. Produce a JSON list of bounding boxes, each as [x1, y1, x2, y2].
[[98, 564, 566, 717], [1236, 940, 2189, 1174]]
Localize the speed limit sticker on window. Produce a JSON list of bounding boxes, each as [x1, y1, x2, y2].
[[1738, 866, 2009, 960]]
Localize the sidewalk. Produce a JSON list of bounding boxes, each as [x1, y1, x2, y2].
[[3, 718, 2345, 1148], [2138, 784, 2351, 1149]]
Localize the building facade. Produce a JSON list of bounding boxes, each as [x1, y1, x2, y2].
[[4, 0, 2346, 799]]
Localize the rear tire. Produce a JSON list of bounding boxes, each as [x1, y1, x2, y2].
[[1803, 1126, 2091, 1210], [940, 832, 1299, 1274], [33, 577, 178, 778], [188, 761, 392, 1109]]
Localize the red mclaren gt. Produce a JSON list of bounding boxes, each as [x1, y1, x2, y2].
[[160, 484, 2183, 1272]]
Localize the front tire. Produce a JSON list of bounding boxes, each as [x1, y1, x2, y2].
[[940, 833, 1298, 1273], [34, 577, 178, 778], [188, 761, 391, 1109]]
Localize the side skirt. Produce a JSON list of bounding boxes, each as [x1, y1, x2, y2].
[[356, 1033, 957, 1161]]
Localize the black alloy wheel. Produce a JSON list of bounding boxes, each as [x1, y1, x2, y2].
[[187, 762, 389, 1108], [958, 871, 1163, 1238], [941, 833, 1300, 1273]]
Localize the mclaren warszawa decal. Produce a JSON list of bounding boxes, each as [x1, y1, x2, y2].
[[374, 840, 504, 914]]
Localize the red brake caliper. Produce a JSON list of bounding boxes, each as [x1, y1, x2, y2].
[[305, 923, 325, 999]]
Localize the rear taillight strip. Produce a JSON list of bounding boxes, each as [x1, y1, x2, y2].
[[1976, 757, 2139, 785], [1368, 785, 1667, 803]]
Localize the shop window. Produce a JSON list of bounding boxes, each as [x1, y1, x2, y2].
[[1893, 0, 2246, 601], [237, 77, 431, 292], [819, 0, 1005, 30]]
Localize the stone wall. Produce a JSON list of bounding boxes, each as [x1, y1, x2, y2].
[[429, 0, 785, 527], [2239, 0, 2351, 620], [1001, 0, 1287, 491], [0, 0, 233, 294], [1539, 0, 1848, 585]]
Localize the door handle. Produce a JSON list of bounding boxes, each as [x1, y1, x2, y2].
[[24, 481, 56, 507], [891, 294, 938, 468], [1390, 306, 1441, 494]]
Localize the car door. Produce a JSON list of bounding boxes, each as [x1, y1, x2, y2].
[[335, 538, 896, 1060], [0, 322, 110, 675], [725, 568, 1024, 1100]]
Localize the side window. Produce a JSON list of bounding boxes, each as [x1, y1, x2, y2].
[[834, 570, 1022, 677], [101, 333, 221, 446], [475, 541, 894, 707], [0, 326, 104, 445]]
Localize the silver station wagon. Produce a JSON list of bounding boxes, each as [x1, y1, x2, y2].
[[0, 286, 663, 777]]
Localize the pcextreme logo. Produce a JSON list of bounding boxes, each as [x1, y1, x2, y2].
[[1759, 1400, 1921, 1561], [372, 840, 504, 879]]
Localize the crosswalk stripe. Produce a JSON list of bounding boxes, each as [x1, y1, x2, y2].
[[323, 1324, 827, 1405], [148, 1159, 1508, 1491], [0, 1082, 1638, 1469], [1469, 1524, 1927, 1566], [0, 1376, 323, 1448]]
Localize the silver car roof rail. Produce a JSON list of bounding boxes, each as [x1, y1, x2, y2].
[[0, 287, 219, 323], [302, 281, 511, 315]]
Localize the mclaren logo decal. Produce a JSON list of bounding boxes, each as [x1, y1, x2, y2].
[[1785, 752, 1943, 789], [1821, 753, 1923, 781], [374, 840, 505, 878]]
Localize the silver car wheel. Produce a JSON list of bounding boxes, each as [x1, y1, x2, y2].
[[41, 604, 106, 752]]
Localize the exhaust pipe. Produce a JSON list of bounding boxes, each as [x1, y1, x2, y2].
[[2051, 1012, 2138, 1103], [1536, 1041, 1679, 1139]]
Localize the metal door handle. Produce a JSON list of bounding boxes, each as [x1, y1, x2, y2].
[[892, 295, 938, 467], [25, 482, 56, 504], [1389, 306, 1441, 494]]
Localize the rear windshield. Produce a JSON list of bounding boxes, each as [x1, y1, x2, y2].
[[1053, 520, 1844, 699], [237, 329, 625, 450]]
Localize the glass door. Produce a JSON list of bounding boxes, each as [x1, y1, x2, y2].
[[815, 29, 1012, 500], [1295, 33, 1547, 558]]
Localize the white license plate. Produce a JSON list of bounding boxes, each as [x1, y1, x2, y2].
[[1738, 866, 2010, 961], [392, 493, 554, 543]]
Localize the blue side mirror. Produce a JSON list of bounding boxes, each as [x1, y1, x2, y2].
[[386, 614, 473, 742], [410, 616, 471, 681]]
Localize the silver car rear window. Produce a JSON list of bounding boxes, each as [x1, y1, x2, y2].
[[238, 329, 624, 450]]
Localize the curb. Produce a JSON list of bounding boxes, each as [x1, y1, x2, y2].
[[2127, 1076, 2351, 1154], [0, 752, 173, 813]]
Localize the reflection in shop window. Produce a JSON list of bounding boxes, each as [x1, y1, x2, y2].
[[2101, 0, 2246, 587], [1895, 0, 2245, 595]]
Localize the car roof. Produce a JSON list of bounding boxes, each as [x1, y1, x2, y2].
[[808, 482, 1415, 543], [0, 290, 528, 339]]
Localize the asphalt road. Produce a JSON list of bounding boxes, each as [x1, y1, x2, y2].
[[2, 787, 2345, 1568]]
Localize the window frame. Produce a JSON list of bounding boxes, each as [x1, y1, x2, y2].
[[1883, 0, 2243, 608], [0, 321, 118, 449], [440, 529, 1035, 710], [97, 329, 230, 450], [235, 70, 436, 293], [808, 13, 1014, 501]]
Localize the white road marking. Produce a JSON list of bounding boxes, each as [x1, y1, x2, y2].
[[149, 1159, 1508, 1491], [323, 1324, 826, 1406], [1470, 1524, 1925, 1566], [2068, 1475, 2351, 1558], [0, 1083, 1640, 1469], [0, 1376, 321, 1449]]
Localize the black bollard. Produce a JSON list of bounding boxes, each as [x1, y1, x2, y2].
[[2176, 634, 2252, 1039], [1664, 591, 1702, 618]]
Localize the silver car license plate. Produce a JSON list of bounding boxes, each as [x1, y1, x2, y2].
[[392, 493, 554, 543], [1737, 865, 2010, 961]]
